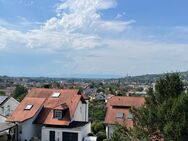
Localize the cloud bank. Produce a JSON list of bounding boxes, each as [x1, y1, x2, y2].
[[0, 0, 188, 77], [0, 0, 133, 51]]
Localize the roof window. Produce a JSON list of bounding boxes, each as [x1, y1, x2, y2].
[[24, 104, 33, 110], [52, 92, 61, 98]]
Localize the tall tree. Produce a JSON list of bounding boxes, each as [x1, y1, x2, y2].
[[131, 73, 187, 141], [111, 73, 188, 141], [13, 85, 27, 101]]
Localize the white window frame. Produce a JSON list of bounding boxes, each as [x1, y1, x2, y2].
[[24, 104, 33, 110], [54, 110, 63, 119]]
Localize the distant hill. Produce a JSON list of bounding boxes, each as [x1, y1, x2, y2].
[[120, 71, 188, 84], [1, 71, 188, 84]]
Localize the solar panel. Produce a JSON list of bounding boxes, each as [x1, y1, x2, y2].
[[25, 104, 33, 110], [116, 112, 124, 118], [52, 92, 61, 98]]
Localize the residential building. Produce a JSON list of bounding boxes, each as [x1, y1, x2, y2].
[[7, 88, 90, 141], [105, 96, 145, 139], [0, 114, 17, 141], [0, 114, 6, 123], [0, 96, 19, 117]]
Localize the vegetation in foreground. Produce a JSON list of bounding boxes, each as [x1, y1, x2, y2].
[[110, 73, 188, 141]]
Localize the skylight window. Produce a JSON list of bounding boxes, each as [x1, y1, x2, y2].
[[116, 112, 124, 118], [25, 104, 33, 110], [52, 92, 61, 98]]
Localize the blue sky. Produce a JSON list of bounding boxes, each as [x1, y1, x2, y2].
[[0, 0, 188, 78]]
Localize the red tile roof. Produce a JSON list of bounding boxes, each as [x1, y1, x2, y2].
[[105, 96, 145, 127], [7, 97, 46, 122], [7, 88, 86, 126], [107, 96, 145, 107]]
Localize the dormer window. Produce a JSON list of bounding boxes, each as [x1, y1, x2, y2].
[[116, 112, 124, 118], [24, 104, 33, 110], [54, 110, 63, 119], [52, 92, 60, 98]]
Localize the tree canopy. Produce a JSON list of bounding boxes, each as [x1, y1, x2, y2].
[[111, 73, 188, 141], [13, 85, 27, 101]]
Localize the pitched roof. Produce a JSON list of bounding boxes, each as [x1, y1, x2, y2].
[[105, 96, 145, 127], [7, 97, 46, 122], [0, 96, 9, 106], [107, 96, 145, 107], [7, 88, 85, 126]]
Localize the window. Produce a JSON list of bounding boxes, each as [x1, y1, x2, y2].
[[116, 112, 124, 118], [54, 110, 63, 119], [63, 132, 78, 141], [49, 131, 55, 141], [52, 92, 61, 98], [24, 105, 33, 110], [128, 112, 133, 119]]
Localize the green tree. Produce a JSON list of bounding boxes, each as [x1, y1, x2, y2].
[[111, 124, 132, 141], [0, 91, 5, 96], [96, 131, 106, 141], [130, 73, 187, 141], [92, 122, 105, 134], [89, 100, 105, 121], [111, 73, 188, 141], [13, 85, 27, 101]]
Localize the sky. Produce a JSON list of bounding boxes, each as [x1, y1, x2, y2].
[[0, 0, 188, 78]]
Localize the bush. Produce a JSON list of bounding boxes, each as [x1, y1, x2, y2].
[[30, 136, 40, 141], [92, 122, 105, 134], [88, 133, 94, 136], [103, 139, 111, 141], [0, 91, 5, 96], [96, 132, 106, 141]]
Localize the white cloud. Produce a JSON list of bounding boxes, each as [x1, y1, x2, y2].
[[1, 0, 188, 77], [68, 39, 188, 75], [0, 0, 132, 50]]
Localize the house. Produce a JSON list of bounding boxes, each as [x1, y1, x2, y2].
[[95, 92, 105, 100], [105, 96, 145, 139], [0, 96, 19, 117], [0, 114, 6, 123], [105, 94, 114, 103], [7, 88, 91, 141], [0, 114, 17, 141]]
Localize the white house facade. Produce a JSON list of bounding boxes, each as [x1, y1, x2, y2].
[[42, 122, 91, 141], [7, 88, 91, 141]]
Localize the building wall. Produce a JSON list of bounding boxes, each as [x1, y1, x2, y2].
[[73, 100, 88, 122], [0, 97, 19, 117], [106, 124, 115, 139], [41, 122, 91, 141], [18, 107, 42, 141], [0, 115, 6, 123]]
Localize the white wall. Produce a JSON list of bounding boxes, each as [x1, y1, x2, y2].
[[106, 124, 115, 139], [73, 100, 88, 122], [41, 122, 91, 141], [18, 107, 42, 141], [0, 97, 19, 117], [84, 136, 97, 141], [0, 115, 6, 123]]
